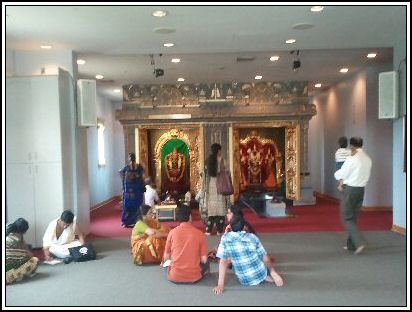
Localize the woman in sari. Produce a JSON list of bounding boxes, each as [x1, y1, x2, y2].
[[119, 153, 146, 228], [131, 205, 170, 265], [6, 218, 39, 285]]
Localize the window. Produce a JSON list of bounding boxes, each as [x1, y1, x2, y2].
[[97, 120, 106, 166]]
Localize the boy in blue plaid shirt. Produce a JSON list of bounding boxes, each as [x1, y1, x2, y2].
[[213, 215, 284, 295]]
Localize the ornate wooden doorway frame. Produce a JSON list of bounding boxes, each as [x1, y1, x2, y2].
[[231, 121, 300, 201], [138, 125, 202, 194]]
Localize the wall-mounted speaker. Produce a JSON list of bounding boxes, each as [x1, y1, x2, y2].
[[378, 71, 399, 119], [77, 79, 97, 127]]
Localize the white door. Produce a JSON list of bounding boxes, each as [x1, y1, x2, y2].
[[33, 162, 64, 247], [31, 76, 62, 163], [6, 78, 34, 164], [6, 163, 36, 247]]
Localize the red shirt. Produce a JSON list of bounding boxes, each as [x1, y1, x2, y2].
[[165, 222, 208, 283]]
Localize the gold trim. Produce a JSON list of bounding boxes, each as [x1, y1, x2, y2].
[[391, 224, 406, 235], [232, 121, 300, 200], [152, 128, 200, 194]]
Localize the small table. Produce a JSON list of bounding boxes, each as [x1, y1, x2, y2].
[[155, 204, 177, 221]]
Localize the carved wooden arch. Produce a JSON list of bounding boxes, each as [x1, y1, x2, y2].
[[154, 128, 199, 194]]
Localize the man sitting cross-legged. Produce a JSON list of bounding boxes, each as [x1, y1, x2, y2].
[[162, 203, 210, 283], [213, 215, 284, 295]]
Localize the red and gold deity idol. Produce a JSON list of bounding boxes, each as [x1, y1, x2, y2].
[[165, 148, 186, 183]]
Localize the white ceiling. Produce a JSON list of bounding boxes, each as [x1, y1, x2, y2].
[[5, 4, 407, 102]]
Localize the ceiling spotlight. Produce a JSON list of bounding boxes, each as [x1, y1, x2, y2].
[[95, 74, 104, 80], [77, 59, 86, 65], [163, 43, 175, 47], [113, 89, 121, 93], [270, 56, 280, 61], [255, 75, 263, 80], [315, 83, 322, 88], [367, 53, 377, 58], [177, 77, 185, 82], [340, 68, 349, 73], [293, 60, 301, 71], [40, 45, 52, 49], [285, 39, 296, 44], [291, 50, 301, 72], [171, 58, 181, 63]]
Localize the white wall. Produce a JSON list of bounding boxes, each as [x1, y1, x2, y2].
[[87, 94, 124, 207], [13, 50, 74, 76], [310, 65, 393, 207]]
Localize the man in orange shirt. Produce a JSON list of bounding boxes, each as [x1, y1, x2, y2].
[[163, 203, 209, 283]]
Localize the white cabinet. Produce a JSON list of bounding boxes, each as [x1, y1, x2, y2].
[[6, 69, 75, 248]]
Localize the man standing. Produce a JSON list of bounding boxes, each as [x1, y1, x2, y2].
[[144, 177, 160, 209], [334, 137, 372, 254], [163, 204, 209, 283]]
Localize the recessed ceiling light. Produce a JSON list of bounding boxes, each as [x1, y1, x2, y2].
[[77, 59, 86, 65], [270, 56, 280, 61], [95, 74, 104, 80], [285, 39, 296, 44], [40, 45, 52, 49], [255, 75, 263, 80], [315, 83, 322, 88], [311, 6, 324, 12], [340, 68, 349, 73], [171, 58, 181, 63], [177, 78, 185, 82], [152, 10, 168, 17], [367, 53, 377, 58], [163, 43, 175, 47], [113, 89, 121, 93]]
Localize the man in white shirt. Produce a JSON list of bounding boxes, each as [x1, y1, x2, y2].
[[334, 137, 372, 255], [144, 178, 160, 209]]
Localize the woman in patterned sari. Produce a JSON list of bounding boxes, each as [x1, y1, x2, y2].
[[119, 153, 146, 228], [131, 205, 170, 265], [6, 218, 39, 285]]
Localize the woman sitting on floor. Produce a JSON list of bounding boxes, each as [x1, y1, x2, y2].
[[131, 204, 170, 265], [6, 218, 39, 285]]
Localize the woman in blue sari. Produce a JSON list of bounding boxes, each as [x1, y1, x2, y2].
[[119, 153, 145, 228]]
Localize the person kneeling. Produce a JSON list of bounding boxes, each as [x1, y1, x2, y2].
[[131, 204, 169, 265], [162, 203, 209, 283], [213, 215, 284, 295]]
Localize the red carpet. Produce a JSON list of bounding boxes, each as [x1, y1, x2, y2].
[[89, 197, 392, 239]]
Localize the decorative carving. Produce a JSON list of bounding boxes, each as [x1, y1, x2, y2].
[[139, 128, 148, 172], [153, 128, 200, 194], [123, 81, 309, 107], [285, 126, 300, 200]]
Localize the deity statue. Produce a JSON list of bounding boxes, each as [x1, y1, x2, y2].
[[248, 144, 262, 184], [165, 148, 186, 183]]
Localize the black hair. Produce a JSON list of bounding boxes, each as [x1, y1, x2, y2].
[[140, 204, 152, 217], [176, 203, 191, 222], [6, 218, 29, 236], [60, 210, 74, 224], [230, 215, 245, 232], [338, 136, 348, 148], [207, 143, 222, 177], [129, 153, 136, 162], [349, 137, 363, 148], [229, 204, 244, 217]]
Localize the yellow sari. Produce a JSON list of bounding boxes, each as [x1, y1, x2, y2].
[[131, 218, 170, 265]]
